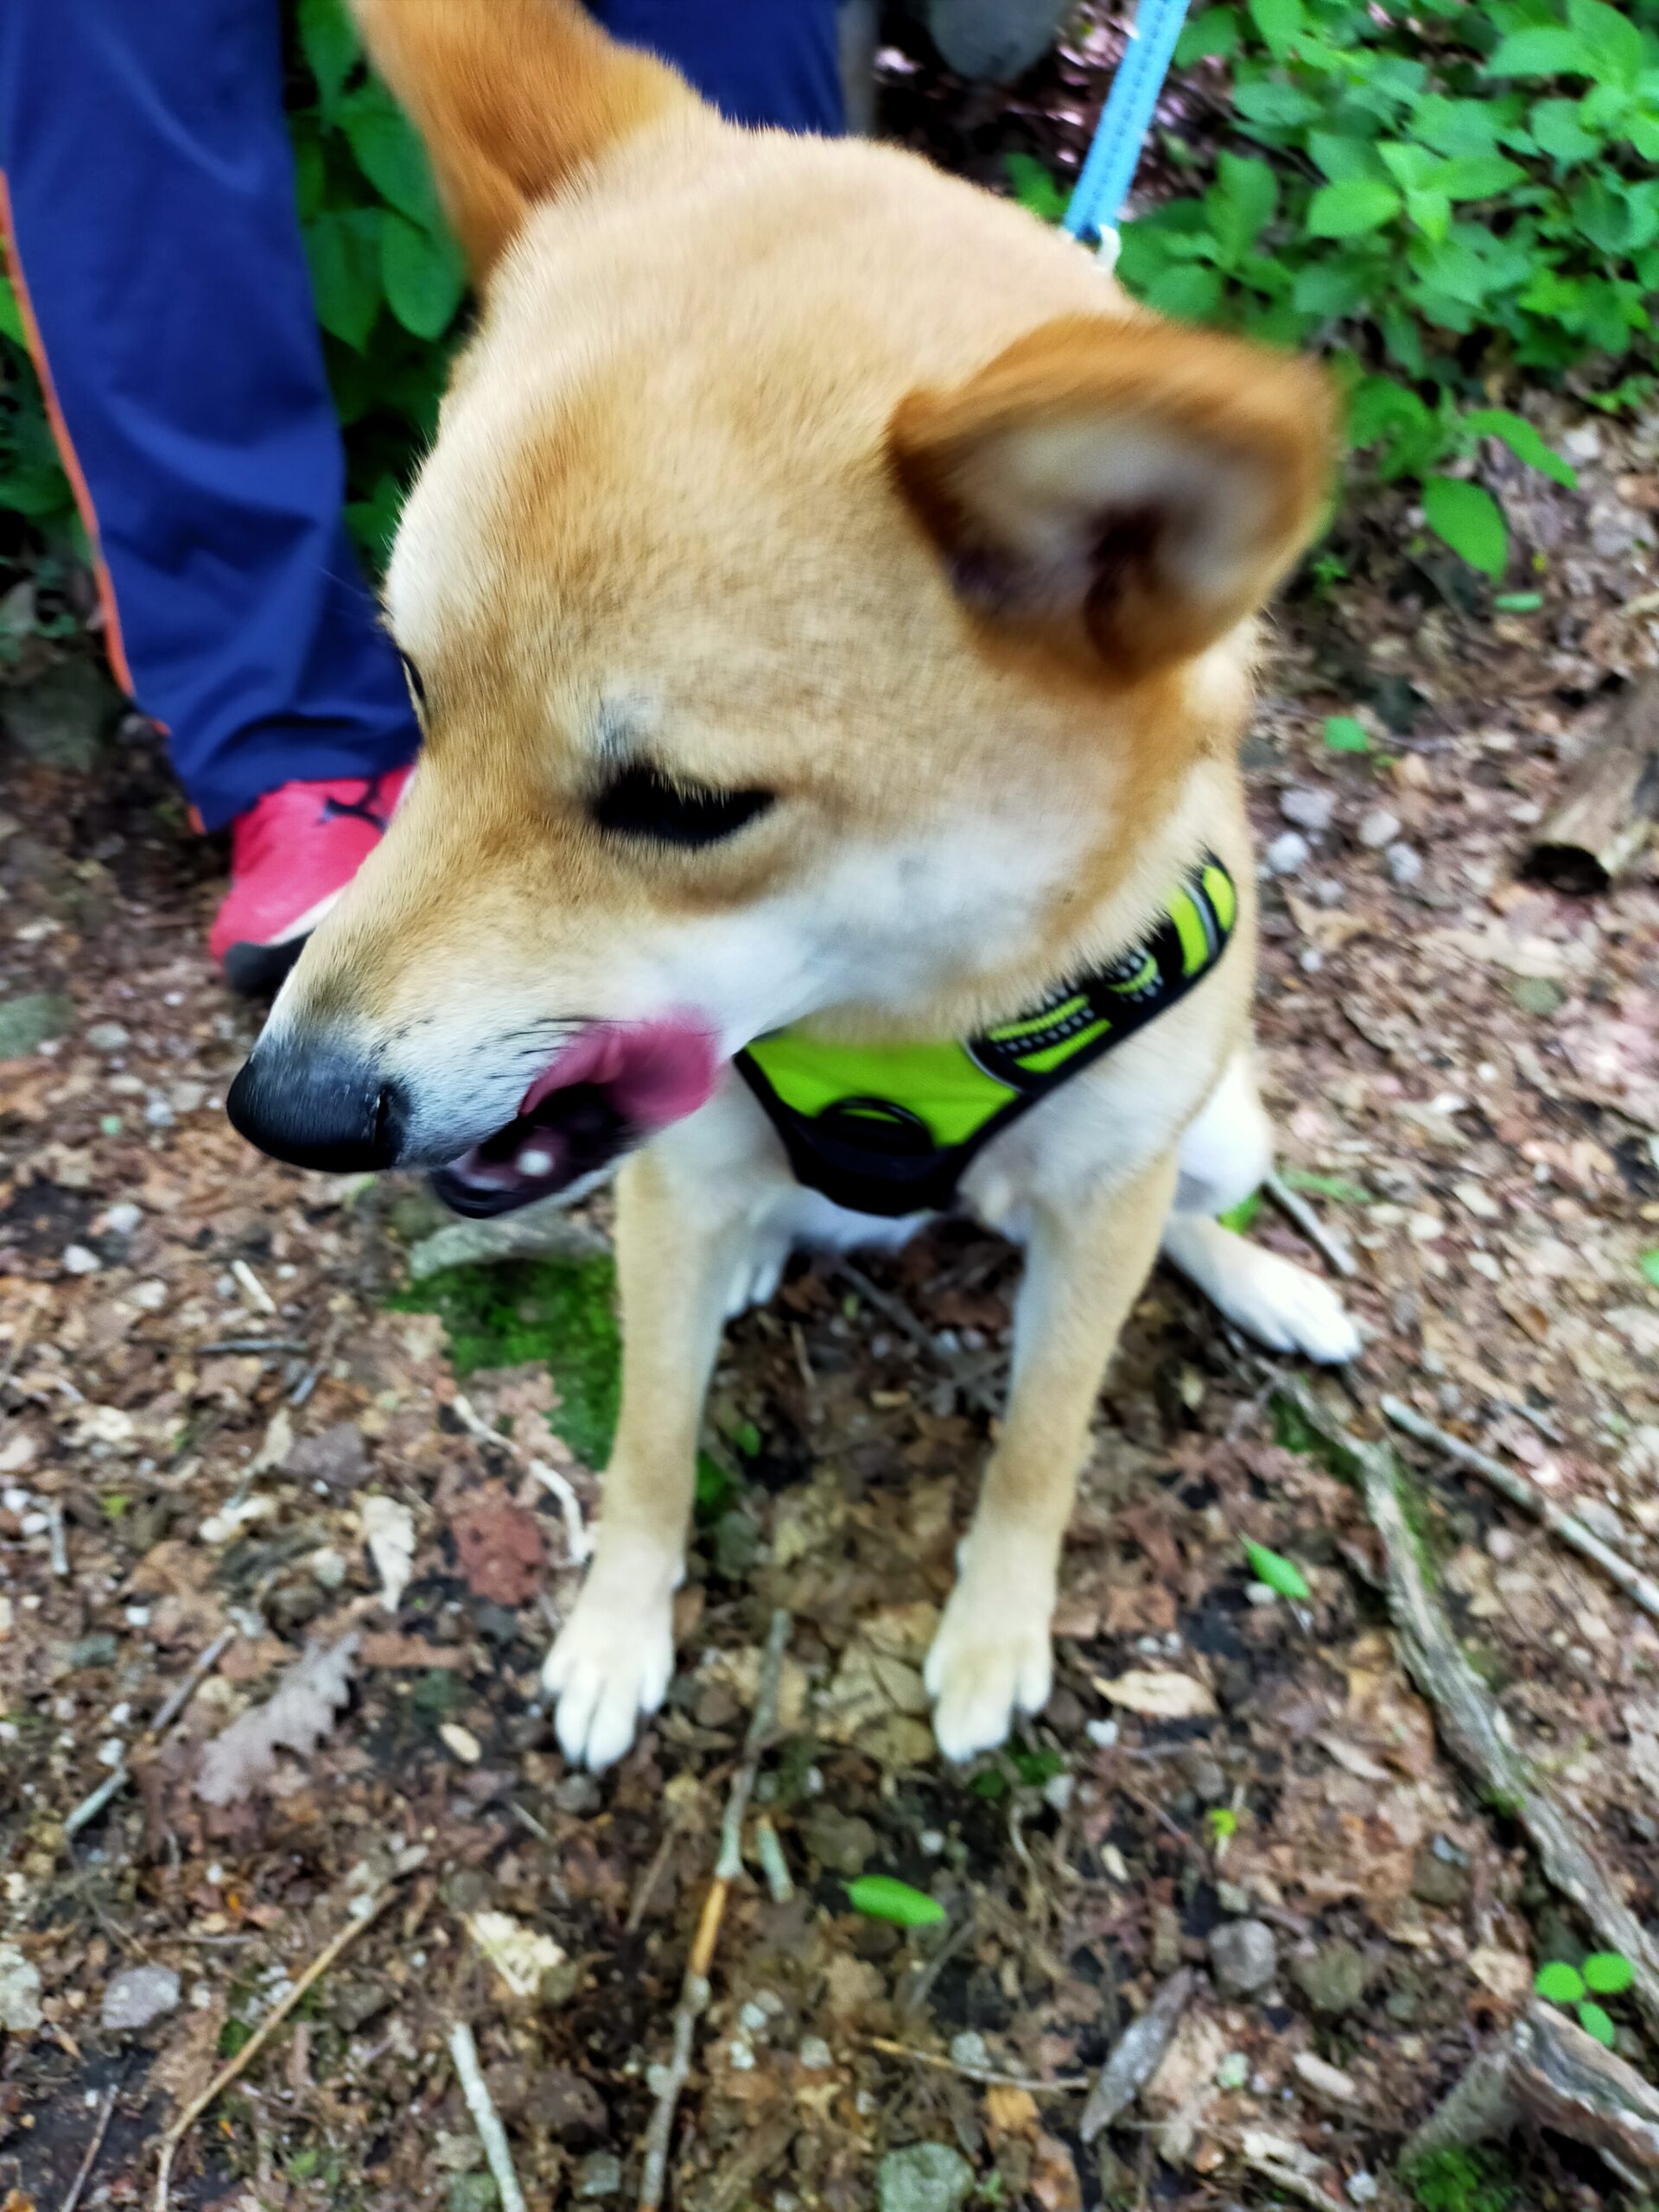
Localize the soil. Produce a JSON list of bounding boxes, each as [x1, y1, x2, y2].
[[3, 17, 1659, 2212]]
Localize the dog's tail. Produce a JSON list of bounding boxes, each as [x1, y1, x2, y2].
[[349, 0, 705, 276]]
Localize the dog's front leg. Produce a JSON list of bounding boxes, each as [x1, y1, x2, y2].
[[544, 1146, 750, 1770], [925, 1148, 1179, 1762]]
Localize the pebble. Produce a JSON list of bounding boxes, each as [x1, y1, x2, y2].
[[1385, 842, 1423, 887], [0, 1945, 43, 2032], [1312, 877, 1346, 907], [1085, 1717, 1119, 1748], [62, 1244, 102, 1275], [1209, 1917, 1278, 1997], [438, 1722, 481, 1764], [948, 2031, 989, 2069], [1264, 830, 1310, 876], [1280, 786, 1335, 833], [1576, 1498, 1627, 1548], [1357, 806, 1400, 849], [104, 1199, 142, 1237], [876, 2143, 976, 2212], [1486, 1526, 1518, 1562], [799, 2036, 833, 2070], [143, 1096, 175, 1128], [576, 2152, 622, 2198], [1291, 1938, 1371, 2017], [1347, 2175, 1380, 2204], [555, 1772, 601, 1816], [1294, 2050, 1358, 2104], [804, 1803, 878, 1877], [1217, 1880, 1252, 1916], [86, 1020, 131, 1052], [102, 1963, 181, 2033], [131, 1280, 168, 1312]]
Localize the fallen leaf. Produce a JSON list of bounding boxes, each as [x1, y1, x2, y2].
[[1096, 1669, 1217, 1720], [448, 1483, 545, 1607], [984, 2083, 1039, 2136], [359, 1494, 416, 1612], [1470, 1946, 1532, 2004], [196, 1636, 359, 1805], [1030, 2133, 1082, 2211], [468, 1910, 566, 2000]]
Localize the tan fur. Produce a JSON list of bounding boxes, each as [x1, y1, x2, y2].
[[261, 0, 1350, 1765]]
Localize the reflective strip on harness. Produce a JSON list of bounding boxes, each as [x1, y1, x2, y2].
[[735, 850, 1238, 1219]]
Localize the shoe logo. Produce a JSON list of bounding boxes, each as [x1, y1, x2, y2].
[[319, 773, 397, 832]]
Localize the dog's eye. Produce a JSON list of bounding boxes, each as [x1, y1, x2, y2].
[[590, 765, 774, 848], [400, 654, 427, 716]]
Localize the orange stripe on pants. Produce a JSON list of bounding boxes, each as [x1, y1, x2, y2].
[[0, 169, 137, 700]]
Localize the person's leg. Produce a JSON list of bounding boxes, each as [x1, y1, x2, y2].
[[0, 0, 418, 841], [594, 0, 845, 136]]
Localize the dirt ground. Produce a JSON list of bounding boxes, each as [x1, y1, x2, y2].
[[5, 22, 1659, 2212]]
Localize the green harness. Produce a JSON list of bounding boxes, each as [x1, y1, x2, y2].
[[735, 852, 1237, 1219]]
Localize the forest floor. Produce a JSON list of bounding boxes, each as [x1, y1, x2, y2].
[[4, 16, 1659, 2212]]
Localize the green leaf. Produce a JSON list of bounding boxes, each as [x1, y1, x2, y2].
[[1143, 264, 1225, 321], [1177, 7, 1240, 64], [1292, 261, 1368, 318], [1486, 26, 1590, 79], [1463, 409, 1579, 488], [1306, 178, 1402, 238], [1217, 1192, 1263, 1234], [1002, 153, 1068, 225], [382, 212, 467, 339], [1325, 715, 1373, 753], [1577, 2001, 1617, 2048], [1211, 152, 1278, 260], [298, 0, 359, 118], [846, 1877, 946, 1929], [1567, 0, 1643, 88], [1248, 0, 1303, 54], [0, 274, 25, 348], [304, 209, 382, 352], [1493, 591, 1543, 612], [1281, 1168, 1372, 1203], [1535, 1961, 1587, 2005], [1243, 1541, 1312, 1603], [1641, 1251, 1659, 1289], [1231, 80, 1321, 130], [1529, 97, 1601, 164], [1424, 478, 1508, 577], [1583, 1952, 1635, 1996], [342, 88, 444, 229]]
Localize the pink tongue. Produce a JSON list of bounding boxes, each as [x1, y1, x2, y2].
[[520, 1017, 719, 1129]]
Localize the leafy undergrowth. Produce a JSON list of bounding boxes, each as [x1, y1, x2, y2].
[[1406, 2145, 1522, 2212]]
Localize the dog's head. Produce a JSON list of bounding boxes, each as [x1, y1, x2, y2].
[[230, 0, 1333, 1214]]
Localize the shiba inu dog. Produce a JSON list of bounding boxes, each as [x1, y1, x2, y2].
[[228, 0, 1358, 1770]]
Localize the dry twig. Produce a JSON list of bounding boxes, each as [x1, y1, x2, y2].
[[1262, 1171, 1357, 1281], [60, 2079, 120, 2212], [153, 1879, 398, 2210], [1080, 1968, 1194, 2143], [451, 1387, 591, 1563], [1404, 2000, 1659, 2184], [1381, 1394, 1659, 1623], [1237, 2152, 1346, 2212], [833, 1260, 1005, 1419], [639, 1610, 791, 2212], [448, 2022, 530, 2212], [868, 2036, 1089, 2092], [1281, 1381, 1659, 2039], [65, 1624, 238, 1840]]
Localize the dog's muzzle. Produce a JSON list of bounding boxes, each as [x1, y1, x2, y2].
[[227, 1041, 408, 1172]]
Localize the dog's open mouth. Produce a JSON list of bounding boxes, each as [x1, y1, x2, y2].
[[430, 1019, 719, 1217]]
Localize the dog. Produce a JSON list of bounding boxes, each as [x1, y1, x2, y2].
[[228, 0, 1357, 1771]]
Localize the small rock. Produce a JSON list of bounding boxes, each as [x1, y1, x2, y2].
[[440, 1722, 482, 1764], [1294, 2050, 1358, 2105], [0, 1945, 42, 2032], [1385, 842, 1423, 887], [1576, 1497, 1627, 1548], [1150, 1902, 1184, 1975], [1280, 786, 1334, 833], [1210, 1918, 1278, 1997], [1357, 807, 1400, 849], [1291, 1939, 1371, 2018], [799, 2035, 834, 2069], [62, 1244, 102, 1275], [68, 1632, 118, 1669], [1509, 975, 1564, 1017], [1486, 1526, 1518, 1563], [1348, 2176, 1380, 2206], [1562, 422, 1604, 463], [803, 1803, 879, 1877], [876, 2142, 976, 2212], [104, 1199, 142, 1236], [0, 992, 73, 1062], [1312, 877, 1346, 907], [1410, 1846, 1468, 1910], [143, 1095, 175, 1128], [1185, 1752, 1227, 1804], [576, 2151, 622, 2198], [949, 2031, 989, 2069], [102, 1963, 181, 2032], [554, 1772, 602, 1816], [329, 1977, 395, 2032], [86, 1021, 131, 1053], [1264, 830, 1310, 877], [528, 2064, 609, 2143], [1216, 1881, 1252, 1916], [285, 1422, 370, 1492]]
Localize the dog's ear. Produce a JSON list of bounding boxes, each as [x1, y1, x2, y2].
[[889, 315, 1335, 682], [350, 0, 701, 277]]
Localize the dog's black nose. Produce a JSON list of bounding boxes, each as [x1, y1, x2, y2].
[[226, 1044, 407, 1172]]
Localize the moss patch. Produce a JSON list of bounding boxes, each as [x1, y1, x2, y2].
[[1402, 2148, 1519, 2212]]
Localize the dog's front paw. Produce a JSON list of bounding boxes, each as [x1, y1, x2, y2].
[[543, 1557, 677, 1771], [1226, 1243, 1361, 1363], [924, 1571, 1053, 1764]]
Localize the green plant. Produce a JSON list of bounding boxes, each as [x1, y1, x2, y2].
[[1535, 1951, 1634, 2045], [1111, 0, 1659, 576], [1403, 2145, 1517, 2212], [1243, 1538, 1312, 1600], [846, 1875, 947, 1928]]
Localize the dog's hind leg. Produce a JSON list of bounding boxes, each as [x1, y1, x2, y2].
[[1161, 1050, 1360, 1363]]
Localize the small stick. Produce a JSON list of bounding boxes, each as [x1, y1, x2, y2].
[[1080, 1969, 1194, 2143], [60, 2078, 119, 2212], [154, 1882, 397, 2210], [639, 1611, 791, 2212], [1237, 2153, 1346, 2212], [833, 1261, 1004, 1420], [753, 1816, 794, 1905], [1262, 1171, 1357, 1281], [448, 2023, 530, 2212], [868, 2037, 1089, 2092], [47, 1499, 68, 1579], [196, 1337, 308, 1357], [451, 1389, 591, 1563], [230, 1258, 276, 1315], [1381, 1394, 1659, 1624], [65, 1624, 238, 1840]]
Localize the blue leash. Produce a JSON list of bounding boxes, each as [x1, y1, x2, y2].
[[1064, 0, 1192, 256]]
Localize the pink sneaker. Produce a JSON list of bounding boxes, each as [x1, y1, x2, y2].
[[210, 767, 411, 995]]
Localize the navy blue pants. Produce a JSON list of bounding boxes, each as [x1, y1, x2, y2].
[[0, 2, 841, 829]]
